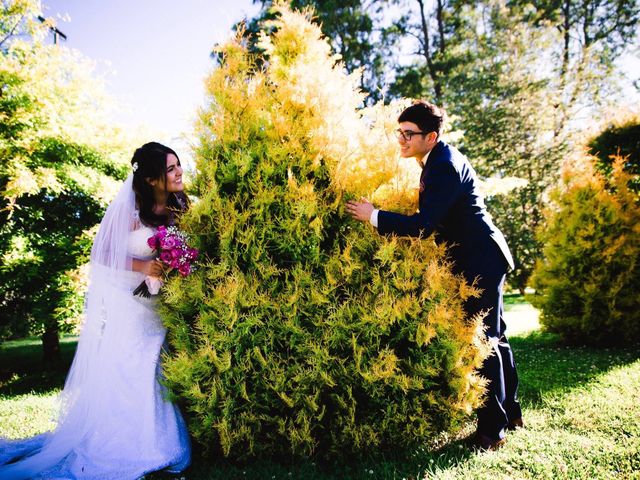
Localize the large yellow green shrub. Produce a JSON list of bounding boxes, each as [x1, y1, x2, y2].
[[159, 5, 488, 460], [532, 154, 640, 346]]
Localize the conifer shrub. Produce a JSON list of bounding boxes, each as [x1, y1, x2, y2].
[[531, 154, 640, 346], [159, 5, 489, 460]]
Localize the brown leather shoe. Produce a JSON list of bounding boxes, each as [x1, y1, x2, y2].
[[467, 432, 506, 451], [506, 417, 524, 430]]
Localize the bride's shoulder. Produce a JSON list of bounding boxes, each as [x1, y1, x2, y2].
[[129, 210, 155, 241], [130, 210, 156, 232]]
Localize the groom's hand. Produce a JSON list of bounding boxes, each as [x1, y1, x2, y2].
[[346, 198, 374, 223]]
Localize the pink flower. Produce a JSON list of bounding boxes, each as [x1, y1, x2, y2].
[[171, 248, 181, 259], [170, 258, 180, 269], [147, 236, 157, 249], [178, 264, 191, 276], [160, 236, 176, 250], [160, 251, 173, 264]]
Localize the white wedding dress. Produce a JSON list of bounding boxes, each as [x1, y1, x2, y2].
[[0, 176, 191, 479]]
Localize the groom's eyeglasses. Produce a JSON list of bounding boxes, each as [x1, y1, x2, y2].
[[395, 129, 427, 141]]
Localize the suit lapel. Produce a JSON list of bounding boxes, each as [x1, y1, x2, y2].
[[419, 141, 445, 203]]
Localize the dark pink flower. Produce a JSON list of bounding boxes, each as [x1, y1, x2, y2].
[[178, 264, 191, 276], [160, 236, 176, 250], [160, 251, 173, 264]]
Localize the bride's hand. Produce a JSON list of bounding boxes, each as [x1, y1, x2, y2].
[[143, 259, 165, 277]]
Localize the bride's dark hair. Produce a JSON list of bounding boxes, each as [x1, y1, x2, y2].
[[131, 142, 188, 227]]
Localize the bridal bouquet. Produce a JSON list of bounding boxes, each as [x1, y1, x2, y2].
[[133, 226, 199, 298]]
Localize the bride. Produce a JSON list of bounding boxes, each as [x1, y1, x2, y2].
[[0, 142, 192, 479]]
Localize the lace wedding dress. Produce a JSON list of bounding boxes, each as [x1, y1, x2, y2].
[[0, 175, 191, 479]]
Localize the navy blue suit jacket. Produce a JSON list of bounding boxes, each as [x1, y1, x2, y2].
[[378, 141, 514, 277]]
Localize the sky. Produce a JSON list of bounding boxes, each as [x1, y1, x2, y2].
[[41, 0, 261, 152]]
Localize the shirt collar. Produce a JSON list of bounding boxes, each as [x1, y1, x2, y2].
[[416, 149, 431, 169]]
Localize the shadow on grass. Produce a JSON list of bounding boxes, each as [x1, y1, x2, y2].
[[508, 330, 640, 407], [0, 336, 77, 396], [148, 439, 478, 480]]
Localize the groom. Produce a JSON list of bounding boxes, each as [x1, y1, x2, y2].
[[346, 100, 522, 450]]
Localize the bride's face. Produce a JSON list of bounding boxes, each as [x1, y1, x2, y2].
[[151, 154, 184, 195]]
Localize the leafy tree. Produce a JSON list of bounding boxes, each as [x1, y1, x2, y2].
[[388, 0, 478, 105], [0, 0, 42, 49], [161, 5, 489, 460], [510, 0, 640, 137], [242, 0, 403, 102], [392, 0, 640, 130], [0, 1, 135, 360]]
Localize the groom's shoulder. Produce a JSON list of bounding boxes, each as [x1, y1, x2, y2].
[[439, 140, 465, 157], [431, 141, 466, 168]]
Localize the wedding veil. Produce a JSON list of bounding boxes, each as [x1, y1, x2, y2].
[[0, 175, 138, 478]]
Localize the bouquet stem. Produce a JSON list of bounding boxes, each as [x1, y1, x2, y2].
[[133, 281, 151, 298]]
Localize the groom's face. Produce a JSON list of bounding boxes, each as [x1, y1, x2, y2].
[[397, 121, 437, 160]]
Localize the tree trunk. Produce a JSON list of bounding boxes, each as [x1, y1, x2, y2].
[[42, 325, 61, 363], [436, 0, 446, 55], [416, 0, 443, 103], [554, 0, 572, 138]]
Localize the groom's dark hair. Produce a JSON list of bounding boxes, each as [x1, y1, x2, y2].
[[398, 100, 445, 137]]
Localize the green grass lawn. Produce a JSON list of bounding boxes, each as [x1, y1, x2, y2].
[[1, 302, 639, 479]]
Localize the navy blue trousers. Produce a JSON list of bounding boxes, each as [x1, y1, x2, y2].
[[458, 251, 522, 441]]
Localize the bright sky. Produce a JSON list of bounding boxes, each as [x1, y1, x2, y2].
[[41, 0, 261, 151]]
